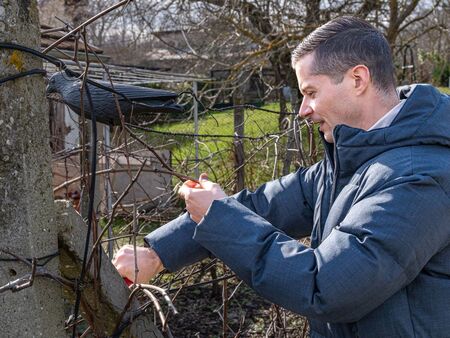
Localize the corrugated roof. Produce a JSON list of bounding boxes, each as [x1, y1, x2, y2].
[[41, 24, 104, 54], [41, 25, 210, 85]]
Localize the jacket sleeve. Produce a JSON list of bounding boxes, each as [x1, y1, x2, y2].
[[144, 165, 318, 272], [192, 174, 450, 323], [231, 166, 317, 238], [144, 212, 210, 272]]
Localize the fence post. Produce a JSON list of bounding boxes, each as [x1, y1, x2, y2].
[[233, 92, 245, 192], [193, 81, 200, 178], [282, 87, 301, 175], [101, 73, 114, 258]]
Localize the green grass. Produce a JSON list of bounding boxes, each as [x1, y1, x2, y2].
[[143, 103, 292, 190], [438, 86, 450, 95], [155, 102, 281, 139]]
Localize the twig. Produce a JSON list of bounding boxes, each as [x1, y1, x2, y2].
[[222, 262, 228, 338], [139, 284, 178, 315], [141, 289, 169, 329], [111, 284, 142, 337], [53, 167, 178, 193], [160, 258, 219, 288], [167, 273, 236, 294], [79, 326, 92, 338], [42, 0, 134, 54], [89, 159, 147, 264], [125, 125, 199, 183]]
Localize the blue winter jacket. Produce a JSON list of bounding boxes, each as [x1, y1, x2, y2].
[[145, 84, 450, 337]]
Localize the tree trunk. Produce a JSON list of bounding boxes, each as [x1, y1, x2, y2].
[[0, 1, 67, 336]]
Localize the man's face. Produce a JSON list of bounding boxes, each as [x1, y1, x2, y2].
[[294, 53, 361, 143]]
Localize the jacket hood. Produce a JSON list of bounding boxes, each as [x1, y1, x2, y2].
[[329, 84, 450, 174]]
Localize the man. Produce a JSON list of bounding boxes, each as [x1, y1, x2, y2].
[[114, 16, 450, 337]]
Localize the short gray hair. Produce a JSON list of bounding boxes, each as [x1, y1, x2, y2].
[[292, 16, 396, 92]]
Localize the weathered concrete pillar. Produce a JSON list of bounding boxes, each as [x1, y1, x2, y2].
[[56, 201, 163, 338], [0, 1, 67, 336]]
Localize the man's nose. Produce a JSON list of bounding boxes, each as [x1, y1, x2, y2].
[[298, 99, 313, 118]]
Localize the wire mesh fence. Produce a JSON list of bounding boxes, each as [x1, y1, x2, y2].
[[127, 102, 320, 190], [48, 95, 319, 336], [105, 103, 317, 337], [2, 2, 321, 336]]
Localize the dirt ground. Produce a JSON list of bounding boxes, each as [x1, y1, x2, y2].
[[149, 266, 309, 338]]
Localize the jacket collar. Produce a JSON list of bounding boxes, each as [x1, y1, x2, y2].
[[324, 84, 449, 175]]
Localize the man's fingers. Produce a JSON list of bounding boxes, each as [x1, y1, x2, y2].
[[113, 244, 131, 261], [199, 179, 219, 190], [178, 185, 192, 200], [198, 173, 218, 190], [184, 179, 200, 188], [112, 246, 164, 283], [199, 173, 209, 181]]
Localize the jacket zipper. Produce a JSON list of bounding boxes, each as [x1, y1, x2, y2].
[[329, 142, 339, 209]]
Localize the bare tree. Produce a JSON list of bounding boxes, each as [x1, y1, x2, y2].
[[64, 0, 91, 27]]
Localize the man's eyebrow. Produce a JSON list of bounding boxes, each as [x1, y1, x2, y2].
[[300, 84, 314, 94]]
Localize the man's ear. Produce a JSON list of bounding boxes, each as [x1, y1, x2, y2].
[[350, 65, 371, 95]]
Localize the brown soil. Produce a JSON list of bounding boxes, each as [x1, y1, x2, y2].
[[149, 266, 309, 338]]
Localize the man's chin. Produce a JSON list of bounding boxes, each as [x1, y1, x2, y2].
[[319, 124, 334, 143], [323, 132, 334, 144]]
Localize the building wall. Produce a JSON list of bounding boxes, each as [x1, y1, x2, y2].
[[50, 102, 172, 210]]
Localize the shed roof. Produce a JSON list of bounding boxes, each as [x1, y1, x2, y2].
[[41, 25, 210, 85]]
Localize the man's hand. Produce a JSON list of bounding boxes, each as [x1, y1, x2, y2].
[[112, 245, 164, 284], [178, 173, 227, 223]]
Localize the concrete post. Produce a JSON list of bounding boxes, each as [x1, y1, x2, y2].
[[56, 201, 163, 338], [0, 0, 67, 336]]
